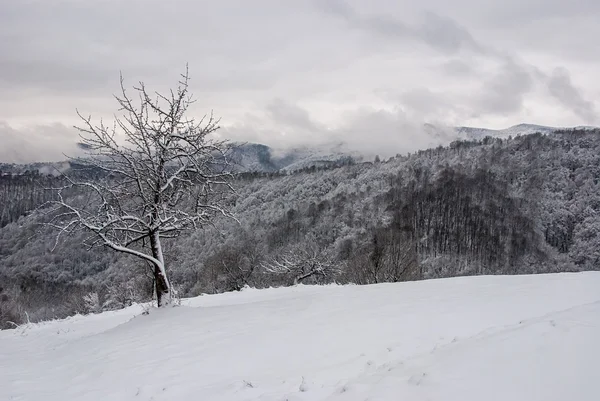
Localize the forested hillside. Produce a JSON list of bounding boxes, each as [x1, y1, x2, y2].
[[1, 129, 599, 328]]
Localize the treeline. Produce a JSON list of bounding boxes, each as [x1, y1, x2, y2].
[[0, 172, 62, 228], [387, 167, 542, 277]]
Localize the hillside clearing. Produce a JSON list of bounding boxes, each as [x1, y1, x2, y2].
[[1, 272, 599, 400]]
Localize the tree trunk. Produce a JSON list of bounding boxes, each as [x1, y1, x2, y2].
[[153, 262, 171, 307], [294, 269, 318, 285], [150, 231, 171, 307]]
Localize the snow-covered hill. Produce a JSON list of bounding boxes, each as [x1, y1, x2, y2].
[[2, 273, 599, 401], [228, 142, 362, 172], [230, 124, 597, 172], [454, 123, 598, 140]]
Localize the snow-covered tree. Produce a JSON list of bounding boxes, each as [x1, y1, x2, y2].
[[262, 242, 340, 285], [46, 67, 234, 306]]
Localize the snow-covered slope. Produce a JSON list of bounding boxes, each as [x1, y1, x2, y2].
[[275, 144, 361, 172], [227, 142, 362, 173], [2, 273, 599, 400]]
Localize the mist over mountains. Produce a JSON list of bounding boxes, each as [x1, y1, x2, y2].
[[2, 123, 597, 175]]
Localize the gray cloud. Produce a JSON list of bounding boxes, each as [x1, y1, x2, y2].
[[266, 98, 322, 133], [318, 0, 486, 55], [399, 88, 460, 121], [546, 68, 597, 124], [0, 60, 116, 95], [475, 60, 535, 116], [418, 12, 486, 54], [0, 0, 302, 98], [0, 0, 599, 159], [441, 59, 476, 77], [478, 0, 600, 24]]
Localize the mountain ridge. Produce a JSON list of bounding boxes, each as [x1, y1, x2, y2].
[[1, 123, 597, 174]]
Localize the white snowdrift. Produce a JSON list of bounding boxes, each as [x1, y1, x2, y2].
[[1, 272, 599, 401]]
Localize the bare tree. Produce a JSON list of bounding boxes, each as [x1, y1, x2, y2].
[[262, 245, 340, 285], [370, 229, 419, 283], [45, 67, 234, 306]]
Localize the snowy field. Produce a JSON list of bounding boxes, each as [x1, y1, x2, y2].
[[1, 273, 599, 401]]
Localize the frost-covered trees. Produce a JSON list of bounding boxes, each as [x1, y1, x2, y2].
[[0, 172, 60, 228], [263, 242, 340, 285], [45, 67, 234, 307]]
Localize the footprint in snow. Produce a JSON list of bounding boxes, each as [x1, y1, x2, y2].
[[338, 384, 350, 393], [408, 372, 428, 386], [299, 377, 309, 392]]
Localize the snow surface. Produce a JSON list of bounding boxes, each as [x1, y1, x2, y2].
[[2, 273, 599, 401]]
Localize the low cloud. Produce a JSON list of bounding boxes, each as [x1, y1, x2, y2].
[[440, 59, 476, 77], [224, 101, 460, 159], [0, 122, 81, 164], [399, 88, 457, 119], [546, 67, 597, 124], [266, 98, 323, 133], [329, 107, 455, 157]]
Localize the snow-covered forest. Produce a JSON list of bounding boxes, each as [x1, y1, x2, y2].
[[1, 128, 600, 328]]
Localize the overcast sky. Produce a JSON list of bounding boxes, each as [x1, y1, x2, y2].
[[1, 0, 599, 162]]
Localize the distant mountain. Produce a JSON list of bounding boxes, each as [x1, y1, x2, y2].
[[227, 144, 280, 172], [227, 123, 600, 173], [227, 142, 362, 173], [1, 143, 362, 176], [453, 123, 598, 140], [0, 161, 70, 176], [4, 124, 598, 175]]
